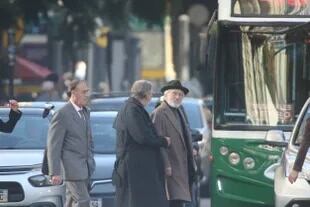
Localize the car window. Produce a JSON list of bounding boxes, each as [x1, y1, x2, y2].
[[0, 114, 49, 149], [183, 103, 203, 129], [295, 107, 310, 145], [91, 116, 116, 154]]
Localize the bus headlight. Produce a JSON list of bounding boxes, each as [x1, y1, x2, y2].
[[228, 152, 240, 165], [243, 157, 255, 170], [219, 146, 229, 156]]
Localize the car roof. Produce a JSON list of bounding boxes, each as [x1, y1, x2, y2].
[[91, 96, 202, 104], [0, 107, 47, 116], [90, 111, 118, 117], [18, 101, 66, 110]]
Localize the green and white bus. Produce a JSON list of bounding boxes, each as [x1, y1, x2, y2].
[[207, 0, 310, 206]]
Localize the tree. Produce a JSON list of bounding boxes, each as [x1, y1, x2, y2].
[[131, 0, 165, 25]]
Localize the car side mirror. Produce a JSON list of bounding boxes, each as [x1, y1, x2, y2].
[[265, 130, 288, 147], [42, 104, 55, 118], [191, 129, 203, 142]]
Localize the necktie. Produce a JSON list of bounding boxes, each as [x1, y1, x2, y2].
[[78, 109, 85, 120]]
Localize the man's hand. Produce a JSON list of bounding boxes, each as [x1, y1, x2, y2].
[[165, 137, 171, 146], [165, 167, 172, 177], [288, 170, 299, 184], [8, 100, 19, 112], [51, 175, 62, 185]]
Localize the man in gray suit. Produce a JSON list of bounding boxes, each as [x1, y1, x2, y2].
[[47, 79, 95, 207]]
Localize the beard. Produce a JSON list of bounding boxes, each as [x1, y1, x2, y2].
[[166, 100, 181, 108]]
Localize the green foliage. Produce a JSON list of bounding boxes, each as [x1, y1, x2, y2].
[[101, 0, 129, 30], [0, 1, 20, 30], [131, 0, 165, 24], [18, 0, 56, 23]]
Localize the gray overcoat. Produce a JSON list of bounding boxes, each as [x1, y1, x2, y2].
[[152, 101, 196, 201]]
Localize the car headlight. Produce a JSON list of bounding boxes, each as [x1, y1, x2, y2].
[[28, 174, 60, 187], [243, 157, 255, 170], [228, 152, 240, 165]]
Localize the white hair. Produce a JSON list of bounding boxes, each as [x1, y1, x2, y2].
[[131, 80, 153, 99]]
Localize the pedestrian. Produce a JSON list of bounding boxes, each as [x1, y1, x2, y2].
[[36, 73, 61, 102], [0, 99, 22, 133], [288, 117, 310, 184], [152, 80, 196, 207], [47, 79, 95, 207], [113, 80, 171, 207]]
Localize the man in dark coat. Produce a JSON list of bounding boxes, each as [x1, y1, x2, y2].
[[113, 80, 170, 207], [0, 100, 22, 133], [152, 80, 196, 207], [288, 117, 310, 183]]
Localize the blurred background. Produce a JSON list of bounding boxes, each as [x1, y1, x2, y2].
[[0, 0, 216, 102]]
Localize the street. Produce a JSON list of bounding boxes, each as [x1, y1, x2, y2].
[[200, 198, 210, 207]]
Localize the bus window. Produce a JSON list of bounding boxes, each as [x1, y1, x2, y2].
[[215, 26, 310, 129]]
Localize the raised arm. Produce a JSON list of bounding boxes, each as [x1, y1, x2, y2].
[[0, 109, 22, 133]]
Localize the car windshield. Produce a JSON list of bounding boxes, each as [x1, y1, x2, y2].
[[0, 114, 49, 149], [91, 115, 116, 154]]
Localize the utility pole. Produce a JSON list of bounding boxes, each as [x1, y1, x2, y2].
[[7, 28, 16, 98], [178, 14, 190, 82]]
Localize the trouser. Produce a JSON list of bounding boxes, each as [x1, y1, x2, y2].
[[65, 179, 90, 207], [170, 200, 186, 207]]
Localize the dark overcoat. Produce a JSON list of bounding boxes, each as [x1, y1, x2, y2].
[[0, 109, 22, 133], [113, 97, 169, 207], [152, 101, 196, 201]]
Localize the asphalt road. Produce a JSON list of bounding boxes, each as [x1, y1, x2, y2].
[[200, 198, 210, 206]]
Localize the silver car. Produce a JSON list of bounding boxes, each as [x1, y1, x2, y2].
[[0, 107, 65, 207], [274, 97, 310, 207], [0, 105, 117, 207]]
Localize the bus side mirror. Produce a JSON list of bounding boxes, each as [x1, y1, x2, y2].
[[265, 130, 288, 147], [191, 129, 203, 142]]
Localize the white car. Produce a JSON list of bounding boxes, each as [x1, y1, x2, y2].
[[274, 97, 310, 207], [0, 107, 65, 207]]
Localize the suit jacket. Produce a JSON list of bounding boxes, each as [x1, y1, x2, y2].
[[0, 109, 22, 133], [47, 102, 95, 180], [152, 101, 195, 201]]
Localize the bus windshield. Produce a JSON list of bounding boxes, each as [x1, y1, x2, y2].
[[214, 24, 310, 130], [232, 0, 310, 17]]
